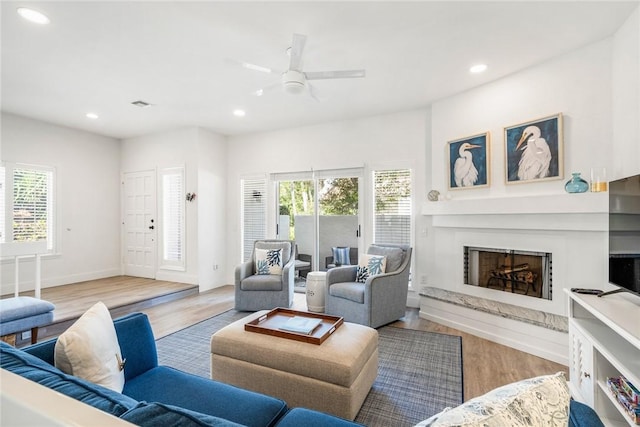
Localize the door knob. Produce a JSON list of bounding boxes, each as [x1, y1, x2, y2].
[[149, 225, 155, 230]]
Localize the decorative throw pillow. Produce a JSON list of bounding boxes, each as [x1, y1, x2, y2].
[[430, 372, 570, 427], [332, 247, 351, 266], [255, 248, 283, 275], [355, 254, 387, 283], [54, 301, 125, 392]]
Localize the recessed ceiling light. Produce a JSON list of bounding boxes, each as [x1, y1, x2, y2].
[[470, 64, 488, 74], [233, 109, 246, 117], [86, 113, 99, 120], [17, 7, 50, 25]]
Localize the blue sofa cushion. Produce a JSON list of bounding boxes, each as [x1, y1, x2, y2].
[[275, 408, 365, 427], [569, 400, 605, 427], [123, 366, 288, 427], [1, 341, 137, 416], [120, 402, 244, 427]]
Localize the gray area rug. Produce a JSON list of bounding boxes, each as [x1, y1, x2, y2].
[[156, 310, 463, 427]]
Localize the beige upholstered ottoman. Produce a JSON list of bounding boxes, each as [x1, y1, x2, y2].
[[210, 310, 378, 420]]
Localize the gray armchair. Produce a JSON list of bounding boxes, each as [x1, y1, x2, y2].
[[235, 240, 295, 311], [325, 244, 412, 328]]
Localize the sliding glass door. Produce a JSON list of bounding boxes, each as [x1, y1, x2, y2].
[[275, 168, 362, 273]]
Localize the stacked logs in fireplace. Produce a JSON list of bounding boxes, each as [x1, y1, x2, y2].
[[486, 263, 538, 295]]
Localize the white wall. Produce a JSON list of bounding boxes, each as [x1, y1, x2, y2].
[[419, 25, 640, 362], [612, 6, 640, 180], [121, 126, 229, 289], [431, 39, 614, 200], [226, 110, 428, 294], [1, 113, 121, 294], [196, 128, 228, 291], [426, 39, 615, 294]]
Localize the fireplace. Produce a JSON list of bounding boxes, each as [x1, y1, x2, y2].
[[464, 246, 552, 300]]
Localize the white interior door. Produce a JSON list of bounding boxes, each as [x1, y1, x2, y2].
[[122, 170, 156, 278]]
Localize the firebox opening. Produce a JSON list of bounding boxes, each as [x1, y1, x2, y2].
[[464, 246, 552, 300]]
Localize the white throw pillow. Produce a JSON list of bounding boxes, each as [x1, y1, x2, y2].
[[430, 372, 570, 427], [54, 301, 125, 392], [255, 248, 283, 275], [356, 253, 387, 283]]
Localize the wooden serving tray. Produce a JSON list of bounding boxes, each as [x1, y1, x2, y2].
[[244, 308, 344, 345]]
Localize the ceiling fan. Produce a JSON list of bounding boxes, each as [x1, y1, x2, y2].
[[239, 33, 366, 99]]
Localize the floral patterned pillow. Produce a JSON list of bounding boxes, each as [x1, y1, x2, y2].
[[255, 248, 283, 275], [429, 372, 570, 427], [355, 254, 387, 283]]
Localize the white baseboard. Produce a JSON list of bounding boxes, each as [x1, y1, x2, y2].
[[420, 296, 568, 365], [155, 270, 199, 286], [1, 268, 121, 296]]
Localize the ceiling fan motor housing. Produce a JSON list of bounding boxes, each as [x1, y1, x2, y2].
[[282, 70, 306, 94]]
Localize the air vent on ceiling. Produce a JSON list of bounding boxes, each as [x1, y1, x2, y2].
[[131, 100, 151, 108]]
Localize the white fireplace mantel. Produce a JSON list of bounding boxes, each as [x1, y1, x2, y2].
[[422, 192, 608, 232]]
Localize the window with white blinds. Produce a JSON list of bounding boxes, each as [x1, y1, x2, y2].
[[241, 177, 267, 261], [161, 168, 185, 270], [373, 169, 412, 245], [2, 164, 55, 249]]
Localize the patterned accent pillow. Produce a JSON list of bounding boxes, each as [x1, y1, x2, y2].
[[255, 248, 283, 275], [355, 254, 387, 283], [356, 265, 370, 283], [430, 372, 570, 427], [332, 246, 351, 266]]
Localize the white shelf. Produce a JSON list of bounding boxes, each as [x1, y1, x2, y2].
[[598, 380, 637, 427], [567, 290, 640, 426], [422, 192, 608, 216]]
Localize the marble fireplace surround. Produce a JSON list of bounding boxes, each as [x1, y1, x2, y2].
[[420, 192, 609, 363]]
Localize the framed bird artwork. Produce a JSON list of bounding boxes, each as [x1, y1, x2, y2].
[[447, 132, 490, 190], [504, 113, 563, 184]]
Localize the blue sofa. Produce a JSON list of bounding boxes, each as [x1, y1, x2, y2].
[[0, 312, 362, 427]]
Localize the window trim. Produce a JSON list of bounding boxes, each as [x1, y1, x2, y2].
[[159, 166, 185, 271], [1, 162, 56, 253]]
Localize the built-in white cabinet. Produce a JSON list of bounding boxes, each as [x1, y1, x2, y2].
[[567, 290, 640, 427]]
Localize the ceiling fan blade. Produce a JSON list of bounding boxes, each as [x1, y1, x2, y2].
[[225, 58, 280, 75], [307, 82, 320, 102], [288, 33, 307, 71], [251, 80, 281, 97], [304, 69, 366, 80]]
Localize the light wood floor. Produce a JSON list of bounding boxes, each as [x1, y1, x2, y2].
[[11, 276, 568, 401]]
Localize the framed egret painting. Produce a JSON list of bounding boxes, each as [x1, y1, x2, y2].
[[447, 132, 490, 190], [504, 113, 563, 184]]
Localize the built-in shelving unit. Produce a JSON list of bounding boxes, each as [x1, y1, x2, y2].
[[566, 290, 640, 426]]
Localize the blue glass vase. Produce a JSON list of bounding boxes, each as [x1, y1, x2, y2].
[[565, 172, 589, 193]]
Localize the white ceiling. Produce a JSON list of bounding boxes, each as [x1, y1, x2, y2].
[[1, 1, 638, 139]]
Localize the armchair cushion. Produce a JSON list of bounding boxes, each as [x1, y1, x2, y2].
[[330, 282, 366, 304], [255, 241, 292, 264], [255, 248, 283, 275], [240, 274, 283, 291], [368, 245, 404, 272]]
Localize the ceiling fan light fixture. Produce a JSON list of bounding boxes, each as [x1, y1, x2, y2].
[[283, 81, 306, 95], [282, 70, 306, 95]]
